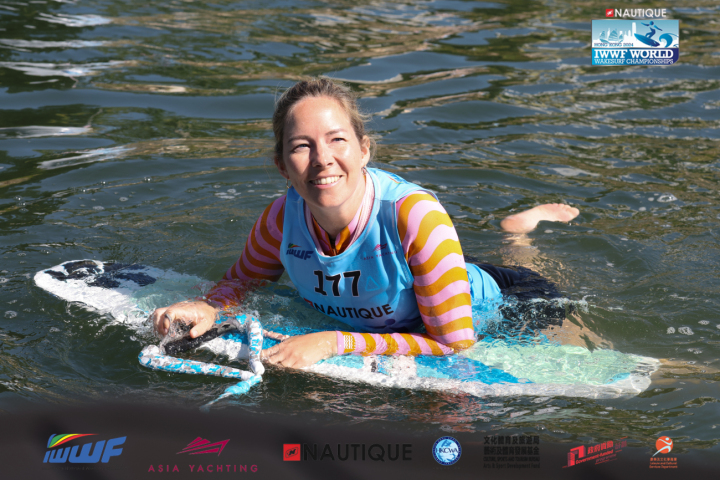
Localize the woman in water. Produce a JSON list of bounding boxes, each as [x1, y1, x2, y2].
[[151, 78, 579, 368]]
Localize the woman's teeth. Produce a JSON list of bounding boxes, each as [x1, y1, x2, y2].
[[311, 176, 341, 185]]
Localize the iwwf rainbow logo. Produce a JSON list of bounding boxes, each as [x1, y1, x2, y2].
[[286, 243, 312, 260], [48, 434, 96, 448], [44, 433, 126, 464]]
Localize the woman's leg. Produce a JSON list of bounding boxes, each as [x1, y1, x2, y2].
[[540, 312, 614, 349], [476, 204, 610, 348], [500, 203, 579, 234]]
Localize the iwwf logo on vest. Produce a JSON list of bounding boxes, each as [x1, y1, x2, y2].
[[287, 243, 313, 260]]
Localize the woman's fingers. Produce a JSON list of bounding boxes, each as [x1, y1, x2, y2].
[[261, 343, 298, 368], [262, 343, 287, 365], [149, 301, 219, 338], [263, 329, 290, 341], [163, 311, 174, 335], [261, 331, 337, 368], [150, 307, 170, 335]]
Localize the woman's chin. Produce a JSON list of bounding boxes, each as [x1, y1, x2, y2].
[[308, 196, 344, 210]]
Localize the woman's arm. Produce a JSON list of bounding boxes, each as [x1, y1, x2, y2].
[[151, 196, 286, 337], [337, 192, 474, 356], [204, 195, 286, 307]]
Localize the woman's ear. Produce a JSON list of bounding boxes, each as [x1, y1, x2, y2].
[[274, 156, 289, 179], [361, 136, 371, 166]]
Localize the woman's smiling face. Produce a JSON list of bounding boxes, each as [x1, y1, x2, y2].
[[277, 95, 370, 216]]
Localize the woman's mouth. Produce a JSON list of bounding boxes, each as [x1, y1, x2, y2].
[[310, 176, 341, 185]]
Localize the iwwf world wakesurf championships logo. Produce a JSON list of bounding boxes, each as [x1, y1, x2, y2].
[[592, 8, 678, 66]]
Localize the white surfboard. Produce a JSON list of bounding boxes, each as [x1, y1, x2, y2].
[[35, 260, 660, 399]]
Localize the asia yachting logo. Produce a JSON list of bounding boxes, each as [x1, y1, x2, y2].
[[286, 243, 313, 260], [282, 443, 412, 461], [177, 437, 229, 456], [362, 243, 396, 261], [43, 433, 126, 464], [649, 436, 677, 469], [432, 437, 461, 466], [148, 437, 259, 473]]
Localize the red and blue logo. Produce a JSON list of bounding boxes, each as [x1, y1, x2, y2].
[[287, 243, 313, 260]]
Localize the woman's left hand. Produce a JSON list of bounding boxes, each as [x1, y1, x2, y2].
[[262, 331, 337, 368]]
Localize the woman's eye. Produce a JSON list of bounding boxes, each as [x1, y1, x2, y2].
[[332, 137, 346, 142], [291, 143, 309, 152]]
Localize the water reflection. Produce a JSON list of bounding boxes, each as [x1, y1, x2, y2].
[[0, 60, 125, 77], [0, 39, 106, 49], [0, 125, 92, 138], [37, 13, 112, 27], [0, 0, 718, 446], [38, 145, 134, 169]]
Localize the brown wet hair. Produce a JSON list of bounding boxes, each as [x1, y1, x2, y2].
[[272, 77, 376, 164]]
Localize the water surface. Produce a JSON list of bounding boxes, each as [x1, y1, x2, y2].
[[1, 0, 719, 456]]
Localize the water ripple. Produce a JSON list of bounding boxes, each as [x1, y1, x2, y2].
[[0, 61, 126, 77], [37, 13, 112, 27]]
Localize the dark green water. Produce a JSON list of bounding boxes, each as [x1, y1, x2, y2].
[[1, 0, 719, 455]]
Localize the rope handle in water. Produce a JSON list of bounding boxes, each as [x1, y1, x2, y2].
[[138, 314, 269, 408]]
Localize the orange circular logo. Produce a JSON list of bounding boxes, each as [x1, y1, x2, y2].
[[655, 436, 673, 454]]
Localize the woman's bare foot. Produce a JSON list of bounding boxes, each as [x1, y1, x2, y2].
[[500, 203, 579, 234]]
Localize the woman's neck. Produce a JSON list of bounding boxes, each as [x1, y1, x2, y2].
[[307, 174, 367, 237]]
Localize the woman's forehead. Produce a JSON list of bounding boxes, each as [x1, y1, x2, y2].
[[285, 96, 352, 131]]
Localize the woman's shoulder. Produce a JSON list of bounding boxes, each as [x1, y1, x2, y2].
[[255, 194, 287, 234], [260, 194, 287, 216], [369, 168, 438, 202]]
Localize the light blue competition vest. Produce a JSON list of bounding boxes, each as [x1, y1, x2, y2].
[[280, 168, 500, 333]]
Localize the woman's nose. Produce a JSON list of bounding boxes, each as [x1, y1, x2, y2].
[[311, 142, 334, 167]]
